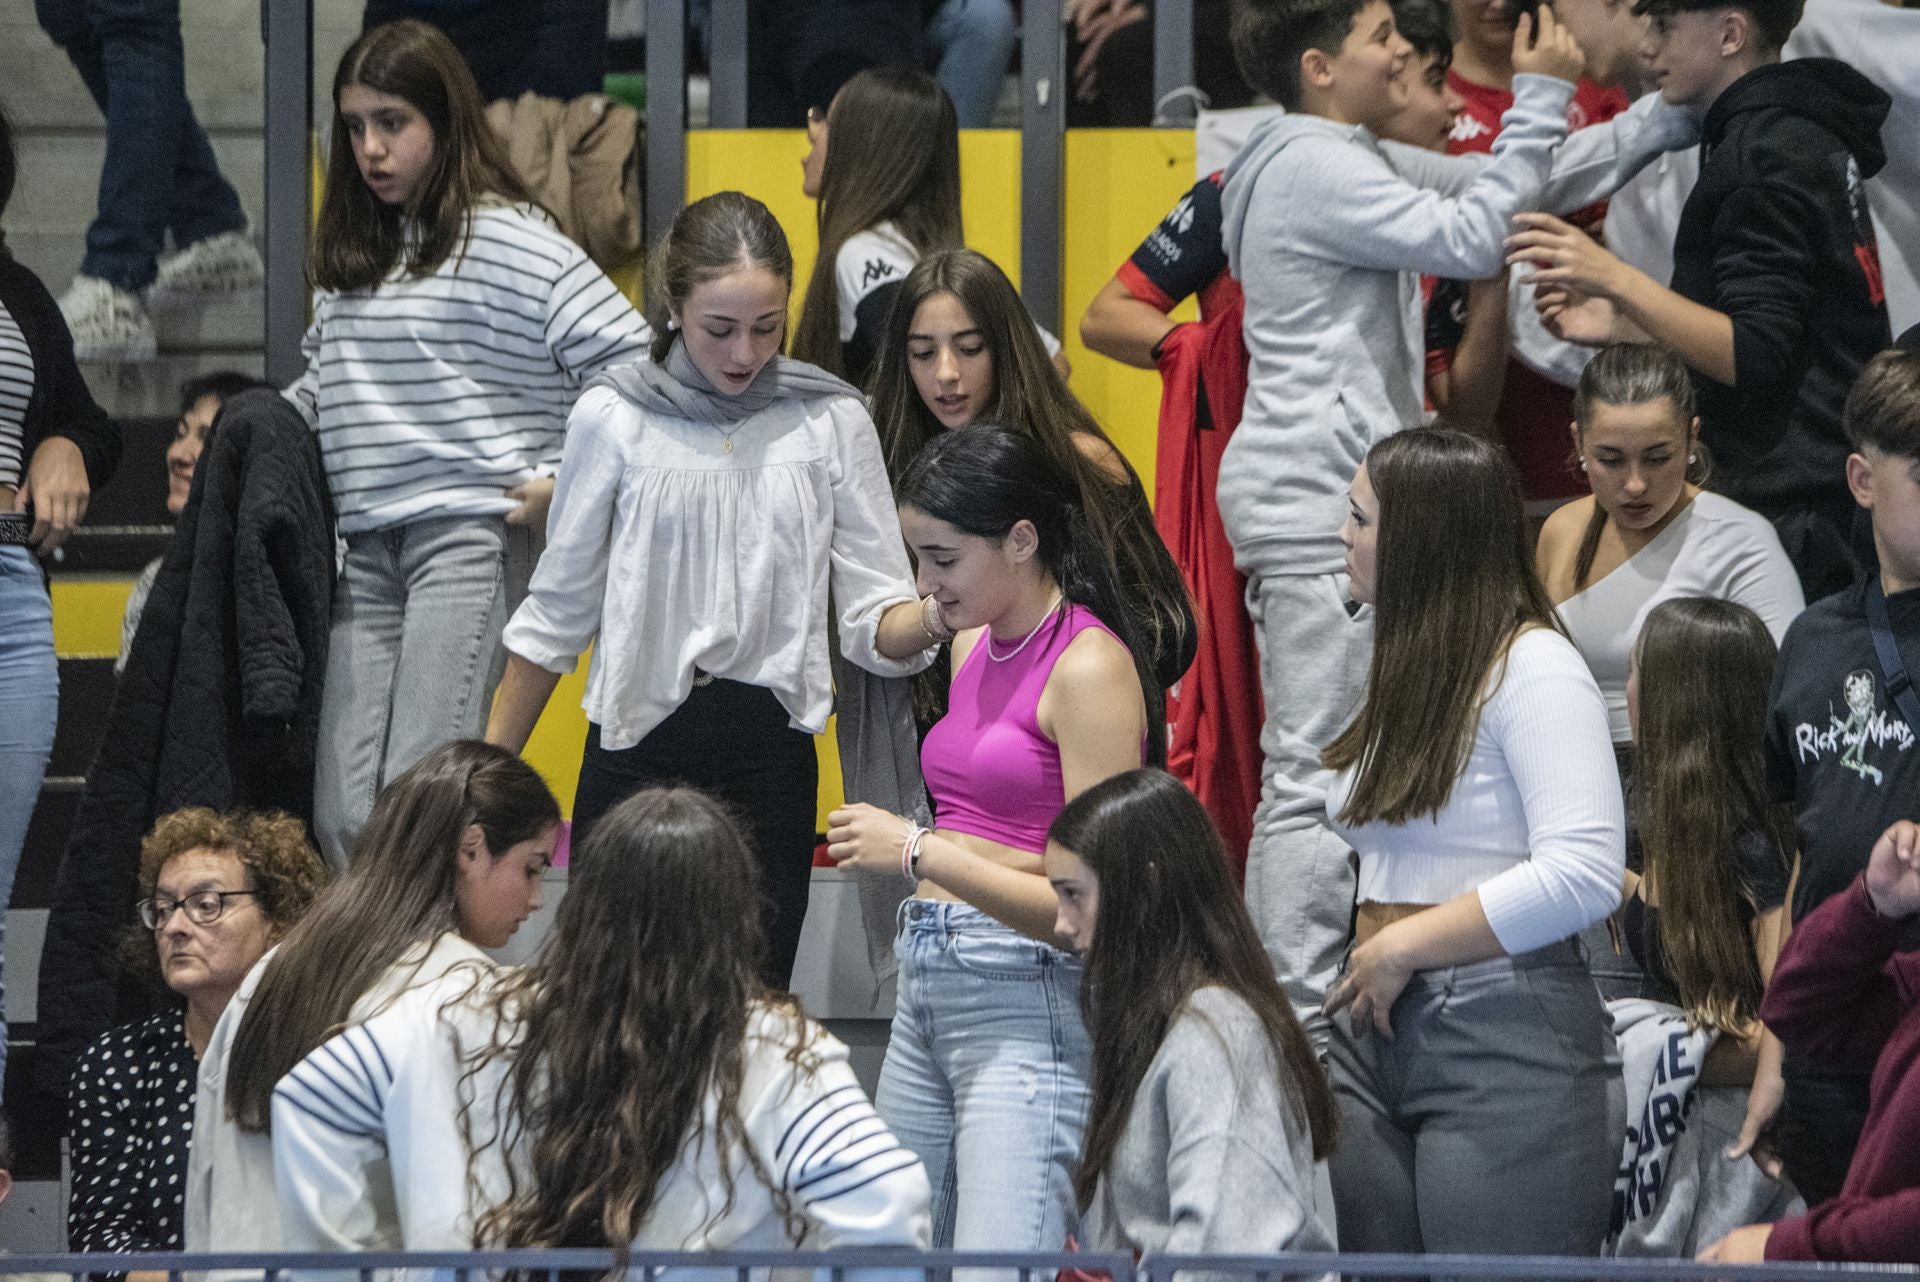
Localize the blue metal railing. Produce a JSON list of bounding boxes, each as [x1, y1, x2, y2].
[[2, 1248, 1917, 1281]]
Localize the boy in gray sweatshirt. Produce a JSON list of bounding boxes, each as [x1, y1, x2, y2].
[[1222, 0, 1699, 1051]]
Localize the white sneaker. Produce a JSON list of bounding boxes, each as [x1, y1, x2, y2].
[[149, 229, 264, 307], [59, 276, 157, 363]]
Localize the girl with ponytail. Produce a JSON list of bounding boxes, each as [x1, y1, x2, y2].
[[185, 739, 560, 1259], [825, 424, 1153, 1260]]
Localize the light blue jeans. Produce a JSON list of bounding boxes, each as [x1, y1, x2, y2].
[[313, 515, 531, 865], [925, 0, 1017, 128], [875, 900, 1092, 1257], [0, 547, 59, 1091]]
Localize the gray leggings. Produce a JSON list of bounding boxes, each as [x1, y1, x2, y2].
[[1328, 939, 1624, 1256]]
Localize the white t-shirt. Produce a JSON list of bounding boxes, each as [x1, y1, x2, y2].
[[832, 222, 1062, 385], [1557, 492, 1805, 742]]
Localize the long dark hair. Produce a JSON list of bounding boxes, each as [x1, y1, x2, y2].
[[897, 425, 1166, 767], [1051, 769, 1336, 1212], [871, 249, 1195, 690], [224, 740, 559, 1132], [646, 190, 795, 364], [467, 787, 814, 1256], [312, 20, 537, 292], [1325, 429, 1561, 824], [1634, 598, 1792, 1033], [1570, 343, 1708, 589], [792, 68, 963, 376]]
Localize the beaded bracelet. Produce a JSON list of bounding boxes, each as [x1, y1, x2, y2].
[[900, 823, 928, 885], [921, 593, 957, 644]]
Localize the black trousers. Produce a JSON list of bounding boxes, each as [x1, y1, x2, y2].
[[1778, 1065, 1872, 1207], [573, 680, 819, 990]]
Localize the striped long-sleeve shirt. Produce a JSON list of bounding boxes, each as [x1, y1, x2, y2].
[[284, 204, 651, 535], [270, 972, 931, 1280]]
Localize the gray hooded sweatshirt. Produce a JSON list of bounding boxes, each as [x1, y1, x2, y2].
[[1218, 76, 1701, 576]]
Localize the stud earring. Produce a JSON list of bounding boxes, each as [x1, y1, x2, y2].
[[1579, 457, 1588, 472], [1688, 454, 1697, 464]]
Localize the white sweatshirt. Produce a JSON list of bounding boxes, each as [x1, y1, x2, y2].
[[270, 970, 931, 1282], [184, 933, 496, 1276]]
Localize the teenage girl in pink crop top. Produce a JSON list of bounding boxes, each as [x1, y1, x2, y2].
[[825, 425, 1167, 1258]]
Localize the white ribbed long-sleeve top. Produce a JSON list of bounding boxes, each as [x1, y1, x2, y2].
[[1328, 627, 1626, 953]]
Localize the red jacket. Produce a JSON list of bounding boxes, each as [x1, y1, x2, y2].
[[1148, 280, 1261, 875], [1762, 877, 1920, 1264]]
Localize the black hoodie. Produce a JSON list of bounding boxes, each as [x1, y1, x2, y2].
[[1671, 58, 1892, 521]]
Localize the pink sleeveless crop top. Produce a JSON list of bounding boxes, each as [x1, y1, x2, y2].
[[921, 602, 1135, 853]]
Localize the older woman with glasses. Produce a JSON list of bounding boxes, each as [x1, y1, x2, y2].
[[66, 808, 326, 1276]]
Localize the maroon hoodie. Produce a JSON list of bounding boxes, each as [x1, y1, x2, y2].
[[1762, 876, 1920, 1263]]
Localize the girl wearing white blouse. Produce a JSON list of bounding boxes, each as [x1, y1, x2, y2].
[[1322, 428, 1626, 1257], [485, 191, 941, 987]]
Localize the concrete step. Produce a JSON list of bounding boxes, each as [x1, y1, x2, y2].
[[78, 351, 271, 419], [7, 131, 264, 240], [8, 230, 266, 350]]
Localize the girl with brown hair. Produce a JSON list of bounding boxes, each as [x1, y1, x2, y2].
[[867, 248, 1195, 715], [1540, 343, 1804, 749], [791, 67, 967, 385], [297, 19, 651, 866], [485, 191, 942, 987], [1045, 767, 1337, 1260], [183, 740, 560, 1260], [270, 787, 930, 1263], [1622, 598, 1794, 1165], [1321, 427, 1625, 1258]]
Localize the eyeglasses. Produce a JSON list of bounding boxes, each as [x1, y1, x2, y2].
[[138, 890, 259, 930]]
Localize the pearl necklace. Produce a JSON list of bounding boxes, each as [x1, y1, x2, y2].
[[985, 595, 1063, 663]]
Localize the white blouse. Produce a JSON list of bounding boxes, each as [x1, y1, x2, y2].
[[503, 384, 934, 750], [1557, 492, 1804, 742], [1328, 628, 1625, 954]]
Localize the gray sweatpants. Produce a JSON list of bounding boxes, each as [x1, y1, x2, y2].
[[1243, 570, 1371, 1050], [1327, 940, 1625, 1256]]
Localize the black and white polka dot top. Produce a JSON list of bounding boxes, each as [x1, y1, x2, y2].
[[67, 1011, 197, 1258]]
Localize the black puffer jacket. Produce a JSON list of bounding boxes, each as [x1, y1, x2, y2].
[[34, 390, 334, 1098]]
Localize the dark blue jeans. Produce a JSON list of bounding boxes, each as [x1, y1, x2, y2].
[[34, 0, 247, 290]]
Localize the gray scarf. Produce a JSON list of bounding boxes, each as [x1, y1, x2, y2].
[[591, 336, 859, 423]]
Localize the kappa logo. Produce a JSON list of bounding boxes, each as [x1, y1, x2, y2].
[[1793, 669, 1916, 785], [1164, 193, 1197, 237], [860, 258, 900, 289], [1450, 114, 1493, 145]]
